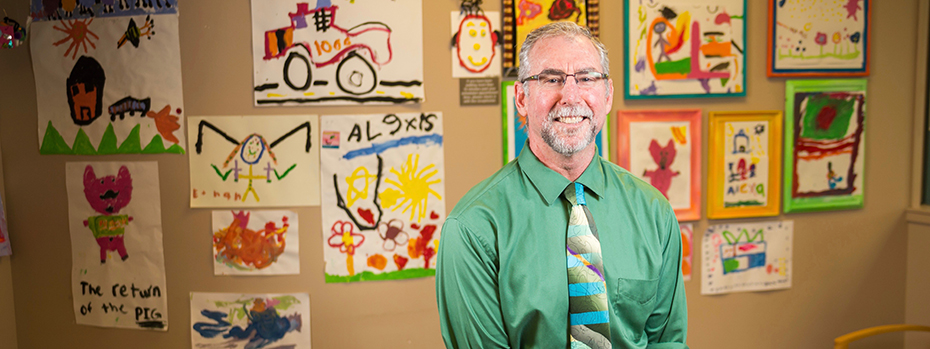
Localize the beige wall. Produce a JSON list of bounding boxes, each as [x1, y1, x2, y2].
[[0, 0, 922, 348], [0, 258, 17, 349]]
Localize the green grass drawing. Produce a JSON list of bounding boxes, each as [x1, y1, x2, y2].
[[325, 268, 436, 283], [40, 121, 184, 155]]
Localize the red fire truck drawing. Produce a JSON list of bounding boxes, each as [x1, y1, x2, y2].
[[262, 3, 392, 95]]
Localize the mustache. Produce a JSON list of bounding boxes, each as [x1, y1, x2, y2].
[[100, 190, 120, 200], [549, 105, 594, 119]]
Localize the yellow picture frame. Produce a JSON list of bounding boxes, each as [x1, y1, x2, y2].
[[707, 111, 783, 219]]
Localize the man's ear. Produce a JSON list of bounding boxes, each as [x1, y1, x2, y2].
[[605, 78, 615, 113], [515, 81, 529, 117]]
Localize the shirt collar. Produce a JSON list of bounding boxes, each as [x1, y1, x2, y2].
[[517, 141, 606, 206]]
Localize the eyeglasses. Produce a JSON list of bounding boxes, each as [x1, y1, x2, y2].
[[520, 71, 609, 90]]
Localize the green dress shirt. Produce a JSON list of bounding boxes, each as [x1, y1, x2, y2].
[[436, 146, 687, 349]]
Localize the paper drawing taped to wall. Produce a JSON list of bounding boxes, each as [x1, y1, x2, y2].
[[320, 112, 445, 283], [625, 0, 746, 98], [784, 79, 866, 212], [30, 0, 185, 155], [66, 162, 168, 330], [1, 17, 27, 49], [191, 292, 311, 349], [212, 210, 300, 275], [702, 220, 792, 295], [0, 139, 9, 257], [680, 223, 692, 281], [188, 115, 320, 208], [0, 192, 10, 257], [450, 11, 501, 78], [251, 0, 424, 106]]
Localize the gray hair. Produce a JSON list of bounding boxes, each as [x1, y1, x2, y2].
[[517, 22, 610, 83]]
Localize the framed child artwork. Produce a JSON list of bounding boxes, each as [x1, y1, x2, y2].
[[707, 110, 782, 219], [768, 0, 870, 77], [784, 79, 866, 212], [624, 0, 746, 99], [502, 80, 608, 164], [502, 0, 600, 69], [617, 109, 701, 221]]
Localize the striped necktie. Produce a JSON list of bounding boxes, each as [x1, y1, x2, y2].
[[565, 182, 611, 348]]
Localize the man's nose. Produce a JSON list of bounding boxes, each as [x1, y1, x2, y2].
[[558, 77, 583, 104]]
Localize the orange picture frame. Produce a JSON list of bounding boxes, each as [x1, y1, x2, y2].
[[617, 109, 701, 221]]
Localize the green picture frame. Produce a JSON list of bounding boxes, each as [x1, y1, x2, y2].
[[784, 79, 867, 212]]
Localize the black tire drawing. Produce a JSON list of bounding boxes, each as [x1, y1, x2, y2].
[[335, 51, 377, 95], [283, 50, 312, 91]]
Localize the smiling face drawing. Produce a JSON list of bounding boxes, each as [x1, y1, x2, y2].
[[240, 135, 266, 165], [456, 14, 497, 73]]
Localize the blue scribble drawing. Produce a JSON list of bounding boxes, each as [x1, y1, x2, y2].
[[193, 297, 303, 349]]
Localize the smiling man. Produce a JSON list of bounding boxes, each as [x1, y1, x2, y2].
[[436, 23, 688, 349]]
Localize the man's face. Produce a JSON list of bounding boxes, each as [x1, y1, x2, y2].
[[515, 36, 613, 157]]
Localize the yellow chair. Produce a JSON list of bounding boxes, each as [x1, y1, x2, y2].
[[834, 324, 930, 349]]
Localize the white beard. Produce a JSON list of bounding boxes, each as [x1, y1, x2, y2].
[[541, 104, 597, 155]]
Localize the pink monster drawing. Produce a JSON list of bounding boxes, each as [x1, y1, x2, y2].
[[82, 165, 133, 263], [843, 0, 862, 20], [643, 139, 680, 198]]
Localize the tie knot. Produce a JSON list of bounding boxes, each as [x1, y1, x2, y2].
[[562, 182, 586, 206]]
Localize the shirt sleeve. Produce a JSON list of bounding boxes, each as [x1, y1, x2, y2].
[[645, 206, 689, 349], [435, 217, 510, 349]]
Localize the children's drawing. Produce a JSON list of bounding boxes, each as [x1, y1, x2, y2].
[[83, 165, 133, 263], [702, 220, 792, 295], [502, 0, 599, 68], [451, 11, 501, 78], [30, 0, 184, 155], [768, 0, 869, 76], [459, 0, 485, 15], [1, 17, 27, 49], [708, 111, 782, 219], [212, 210, 300, 275], [251, 0, 424, 106], [723, 122, 770, 208], [191, 292, 311, 349], [785, 79, 866, 212], [320, 112, 445, 283], [617, 109, 701, 221], [644, 140, 680, 196], [680, 223, 692, 281], [625, 0, 746, 98], [188, 115, 320, 208], [66, 162, 168, 330], [503, 81, 608, 164], [0, 197, 9, 257], [0, 141, 8, 257]]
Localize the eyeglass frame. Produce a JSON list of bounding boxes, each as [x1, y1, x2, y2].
[[519, 69, 610, 89]]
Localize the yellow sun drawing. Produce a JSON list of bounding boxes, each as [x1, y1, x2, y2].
[[379, 154, 442, 222]]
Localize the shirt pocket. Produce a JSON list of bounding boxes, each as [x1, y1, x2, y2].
[[612, 276, 659, 342]]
